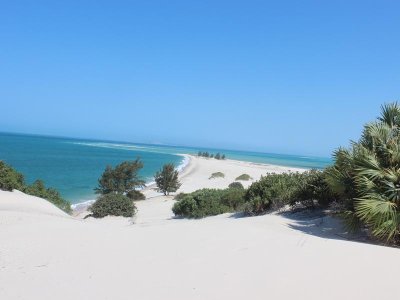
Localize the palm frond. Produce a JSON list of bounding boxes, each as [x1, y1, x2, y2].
[[378, 102, 400, 129], [355, 196, 399, 240]]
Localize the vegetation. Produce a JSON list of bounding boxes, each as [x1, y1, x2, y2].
[[95, 159, 145, 195], [89, 193, 136, 218], [0, 161, 25, 191], [209, 172, 225, 179], [174, 103, 400, 244], [0, 161, 71, 213], [174, 192, 187, 201], [172, 188, 245, 218], [154, 163, 181, 195], [197, 152, 226, 160], [127, 190, 146, 200], [235, 174, 252, 181], [24, 180, 72, 214], [243, 173, 301, 214], [173, 170, 333, 218], [91, 160, 145, 218], [228, 182, 244, 189], [244, 170, 333, 215], [326, 103, 400, 242]]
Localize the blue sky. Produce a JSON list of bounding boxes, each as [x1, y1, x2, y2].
[[0, 1, 399, 157]]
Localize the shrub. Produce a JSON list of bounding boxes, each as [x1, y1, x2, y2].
[[172, 188, 245, 218], [228, 182, 244, 189], [172, 189, 229, 218], [235, 174, 252, 181], [242, 196, 271, 215], [89, 193, 136, 218], [95, 159, 145, 195], [154, 163, 181, 195], [292, 170, 335, 208], [0, 161, 71, 214], [243, 171, 336, 215], [24, 180, 72, 214], [0, 161, 25, 191], [174, 192, 187, 201], [244, 173, 298, 212], [220, 187, 246, 210], [127, 190, 146, 200], [209, 172, 225, 179]]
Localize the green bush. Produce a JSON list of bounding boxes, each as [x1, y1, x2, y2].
[[235, 174, 252, 181], [172, 189, 241, 218], [293, 170, 335, 208], [242, 196, 271, 215], [174, 192, 187, 201], [244, 173, 298, 212], [0, 161, 71, 214], [24, 180, 72, 214], [220, 187, 246, 210], [127, 190, 146, 200], [243, 171, 333, 215], [0, 161, 25, 191], [228, 182, 244, 189], [90, 193, 136, 218], [173, 171, 336, 218], [209, 172, 225, 179]]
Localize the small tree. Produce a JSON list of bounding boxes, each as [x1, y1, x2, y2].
[[95, 159, 145, 195], [154, 163, 181, 196]]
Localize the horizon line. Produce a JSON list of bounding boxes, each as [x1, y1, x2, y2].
[[0, 130, 332, 161]]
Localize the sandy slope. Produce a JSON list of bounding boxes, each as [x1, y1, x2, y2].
[[133, 155, 306, 224], [1, 157, 399, 300]]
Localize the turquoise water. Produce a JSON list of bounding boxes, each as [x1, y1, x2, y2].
[[0, 132, 331, 204]]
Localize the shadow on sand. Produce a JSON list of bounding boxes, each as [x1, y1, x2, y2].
[[230, 208, 374, 245], [280, 209, 374, 244]]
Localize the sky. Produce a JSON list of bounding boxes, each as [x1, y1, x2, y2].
[[0, 0, 399, 157]]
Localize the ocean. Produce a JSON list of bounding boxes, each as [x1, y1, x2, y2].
[[0, 132, 332, 204]]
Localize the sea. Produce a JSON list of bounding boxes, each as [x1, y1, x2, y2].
[[0, 132, 332, 205]]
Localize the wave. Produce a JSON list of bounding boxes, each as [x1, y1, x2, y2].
[[71, 142, 148, 151], [176, 154, 190, 173], [70, 141, 179, 157], [71, 199, 96, 210]]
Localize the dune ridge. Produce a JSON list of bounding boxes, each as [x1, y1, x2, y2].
[[1, 156, 399, 300]]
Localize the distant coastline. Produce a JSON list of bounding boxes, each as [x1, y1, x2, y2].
[[0, 132, 331, 205]]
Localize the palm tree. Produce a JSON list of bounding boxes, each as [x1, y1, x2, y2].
[[326, 102, 400, 242]]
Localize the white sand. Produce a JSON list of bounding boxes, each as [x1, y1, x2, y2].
[[1, 156, 399, 300]]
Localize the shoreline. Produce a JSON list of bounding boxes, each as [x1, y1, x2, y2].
[[72, 154, 306, 212], [3, 157, 400, 300], [72, 154, 193, 213]]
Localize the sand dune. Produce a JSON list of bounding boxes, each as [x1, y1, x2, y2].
[[1, 156, 399, 300]]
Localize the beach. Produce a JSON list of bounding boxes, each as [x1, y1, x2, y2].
[[1, 155, 399, 300]]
